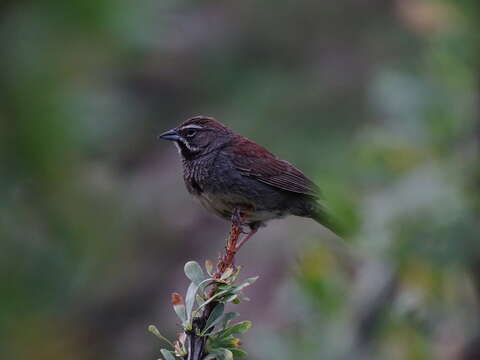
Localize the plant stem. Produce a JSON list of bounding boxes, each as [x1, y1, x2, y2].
[[183, 217, 243, 360]]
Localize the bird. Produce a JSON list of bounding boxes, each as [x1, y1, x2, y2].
[[158, 115, 342, 249]]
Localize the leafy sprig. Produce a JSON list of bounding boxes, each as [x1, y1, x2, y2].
[[149, 260, 257, 359]]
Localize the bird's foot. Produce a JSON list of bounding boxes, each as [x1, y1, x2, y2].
[[231, 208, 245, 228]]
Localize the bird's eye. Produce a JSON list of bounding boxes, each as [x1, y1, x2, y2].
[[185, 129, 197, 138]]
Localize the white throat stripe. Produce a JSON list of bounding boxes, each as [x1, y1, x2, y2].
[[177, 136, 200, 152]]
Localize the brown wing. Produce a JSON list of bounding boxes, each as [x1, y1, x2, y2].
[[230, 137, 320, 198]]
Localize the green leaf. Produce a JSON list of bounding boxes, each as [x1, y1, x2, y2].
[[147, 325, 174, 348], [201, 303, 225, 335], [196, 288, 232, 311], [218, 321, 252, 338], [229, 266, 242, 283], [184, 261, 205, 285], [221, 348, 234, 360], [230, 348, 248, 358], [209, 348, 233, 360], [196, 278, 216, 299], [185, 282, 199, 326], [221, 312, 239, 329], [220, 267, 234, 280], [209, 313, 241, 337], [160, 349, 176, 360], [237, 294, 250, 302], [184, 278, 218, 327], [196, 294, 205, 307], [234, 276, 259, 292], [173, 304, 187, 324], [224, 294, 238, 303], [209, 335, 237, 349]]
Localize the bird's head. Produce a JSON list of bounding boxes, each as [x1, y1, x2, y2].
[[158, 116, 233, 159]]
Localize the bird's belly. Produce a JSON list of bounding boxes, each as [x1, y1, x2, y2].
[[245, 209, 287, 223], [197, 192, 234, 219], [195, 191, 286, 223]]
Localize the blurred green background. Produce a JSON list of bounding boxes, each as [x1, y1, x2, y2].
[[1, 0, 480, 359]]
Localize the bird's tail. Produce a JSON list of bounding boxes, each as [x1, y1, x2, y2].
[[311, 202, 346, 238], [311, 202, 359, 278]]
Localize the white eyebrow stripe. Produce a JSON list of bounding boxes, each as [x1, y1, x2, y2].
[[179, 124, 203, 130]]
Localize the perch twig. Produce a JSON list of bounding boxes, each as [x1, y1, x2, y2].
[[183, 212, 244, 360]]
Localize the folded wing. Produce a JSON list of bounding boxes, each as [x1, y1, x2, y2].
[[230, 137, 320, 198]]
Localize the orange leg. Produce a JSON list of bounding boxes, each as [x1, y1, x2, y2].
[[235, 227, 258, 250]]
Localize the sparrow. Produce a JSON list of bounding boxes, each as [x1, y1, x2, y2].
[[159, 116, 340, 249]]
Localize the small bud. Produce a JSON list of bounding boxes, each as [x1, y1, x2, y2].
[[205, 259, 214, 275], [148, 325, 174, 348], [148, 325, 161, 337], [229, 337, 242, 347], [171, 292, 183, 305]]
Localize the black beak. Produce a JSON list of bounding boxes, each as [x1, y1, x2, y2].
[[158, 128, 180, 141]]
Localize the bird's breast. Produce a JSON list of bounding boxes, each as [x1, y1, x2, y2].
[[183, 154, 289, 223]]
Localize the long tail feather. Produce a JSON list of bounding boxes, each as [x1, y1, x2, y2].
[[311, 203, 346, 238]]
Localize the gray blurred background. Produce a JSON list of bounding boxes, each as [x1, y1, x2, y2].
[[1, 0, 480, 359]]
